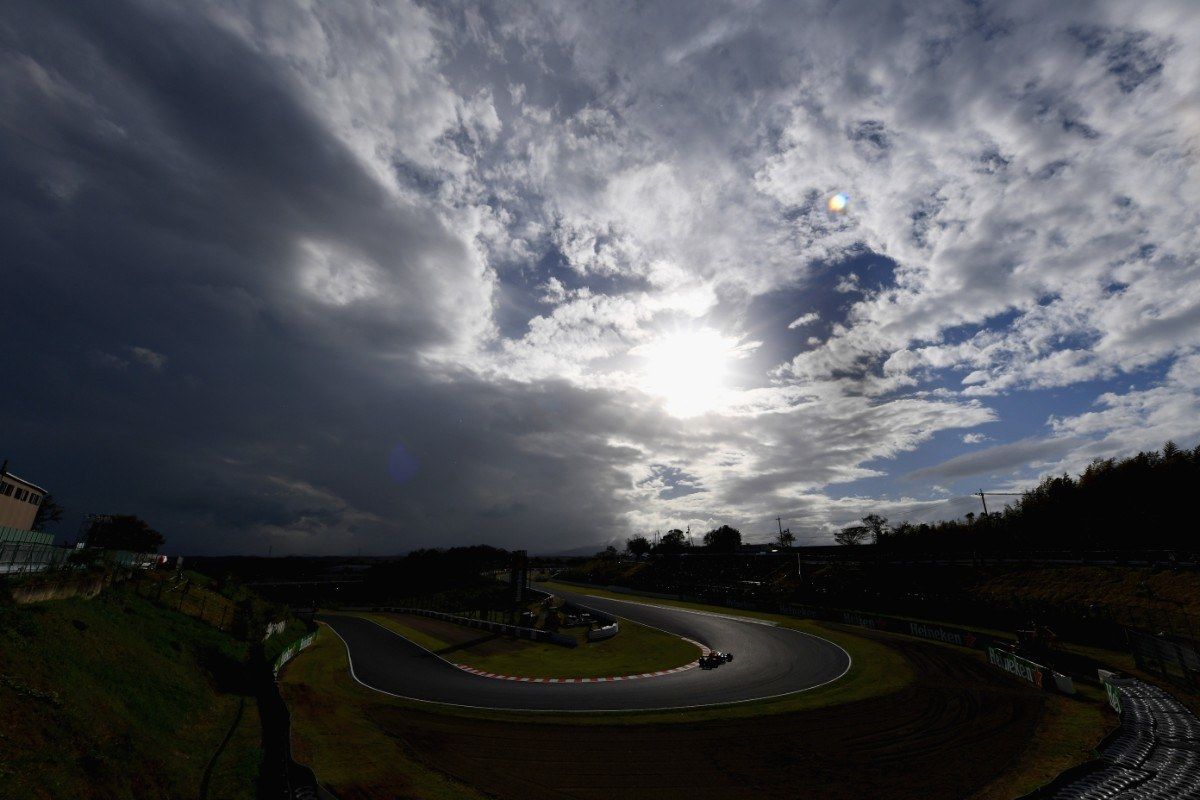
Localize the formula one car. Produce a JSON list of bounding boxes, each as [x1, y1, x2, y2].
[[698, 651, 734, 669]]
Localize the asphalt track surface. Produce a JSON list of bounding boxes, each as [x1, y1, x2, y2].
[[318, 589, 850, 711]]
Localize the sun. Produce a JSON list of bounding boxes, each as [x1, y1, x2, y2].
[[636, 328, 738, 417]]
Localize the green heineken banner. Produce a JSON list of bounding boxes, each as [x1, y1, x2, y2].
[[1099, 672, 1123, 713], [987, 646, 1045, 689], [274, 631, 317, 677]]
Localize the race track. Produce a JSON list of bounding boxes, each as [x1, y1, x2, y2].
[[318, 588, 850, 711]]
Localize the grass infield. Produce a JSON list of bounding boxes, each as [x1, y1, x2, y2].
[[347, 609, 701, 679]]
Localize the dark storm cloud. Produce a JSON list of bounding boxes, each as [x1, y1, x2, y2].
[[0, 0, 628, 554], [4, 1, 1199, 553]]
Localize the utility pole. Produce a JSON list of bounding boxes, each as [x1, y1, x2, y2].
[[775, 516, 792, 549], [974, 490, 1023, 517]]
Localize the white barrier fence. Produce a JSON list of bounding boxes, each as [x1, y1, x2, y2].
[[587, 623, 619, 642]]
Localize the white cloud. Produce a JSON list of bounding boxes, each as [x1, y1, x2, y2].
[[787, 312, 820, 329], [15, 0, 1200, 551]]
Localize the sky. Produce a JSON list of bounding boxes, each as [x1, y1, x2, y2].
[[2, 0, 1199, 555]]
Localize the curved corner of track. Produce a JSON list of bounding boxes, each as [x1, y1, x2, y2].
[[317, 589, 850, 712]]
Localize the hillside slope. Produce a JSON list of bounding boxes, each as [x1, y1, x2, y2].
[[0, 586, 261, 800]]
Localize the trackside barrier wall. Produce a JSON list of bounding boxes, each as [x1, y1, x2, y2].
[[1018, 675, 1200, 799], [263, 620, 288, 641], [527, 586, 621, 642], [983, 646, 1076, 694], [273, 632, 316, 676], [348, 606, 578, 648], [987, 646, 1047, 689], [587, 623, 619, 642]]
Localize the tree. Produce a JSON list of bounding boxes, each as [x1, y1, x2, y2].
[[777, 528, 795, 549], [834, 525, 869, 546], [626, 535, 652, 560], [85, 515, 165, 553], [861, 514, 890, 544], [32, 494, 64, 532], [658, 528, 687, 553], [703, 525, 742, 552]]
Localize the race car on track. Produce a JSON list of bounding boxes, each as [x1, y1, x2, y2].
[[698, 651, 734, 669]]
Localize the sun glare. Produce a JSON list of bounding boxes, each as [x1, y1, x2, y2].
[[637, 328, 737, 417]]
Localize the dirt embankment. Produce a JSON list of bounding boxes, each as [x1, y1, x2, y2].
[[8, 572, 110, 603], [364, 631, 1044, 800]]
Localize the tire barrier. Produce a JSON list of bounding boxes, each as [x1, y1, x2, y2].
[[347, 605, 578, 647], [1019, 675, 1200, 799]]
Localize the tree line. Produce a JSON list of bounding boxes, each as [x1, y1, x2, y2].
[[837, 441, 1200, 552], [621, 523, 797, 558]]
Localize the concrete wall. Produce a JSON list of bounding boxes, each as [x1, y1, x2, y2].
[[0, 473, 45, 530]]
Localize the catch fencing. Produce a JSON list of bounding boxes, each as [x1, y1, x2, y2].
[[0, 539, 70, 574], [128, 572, 240, 631], [1, 527, 65, 574], [1128, 628, 1200, 692]]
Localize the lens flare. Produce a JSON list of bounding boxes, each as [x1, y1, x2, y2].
[[388, 443, 420, 484], [828, 193, 849, 212]]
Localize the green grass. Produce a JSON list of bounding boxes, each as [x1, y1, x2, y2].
[[310, 593, 912, 725], [969, 683, 1116, 800], [0, 586, 260, 800], [280, 628, 489, 800], [352, 610, 700, 678], [264, 617, 312, 666]]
